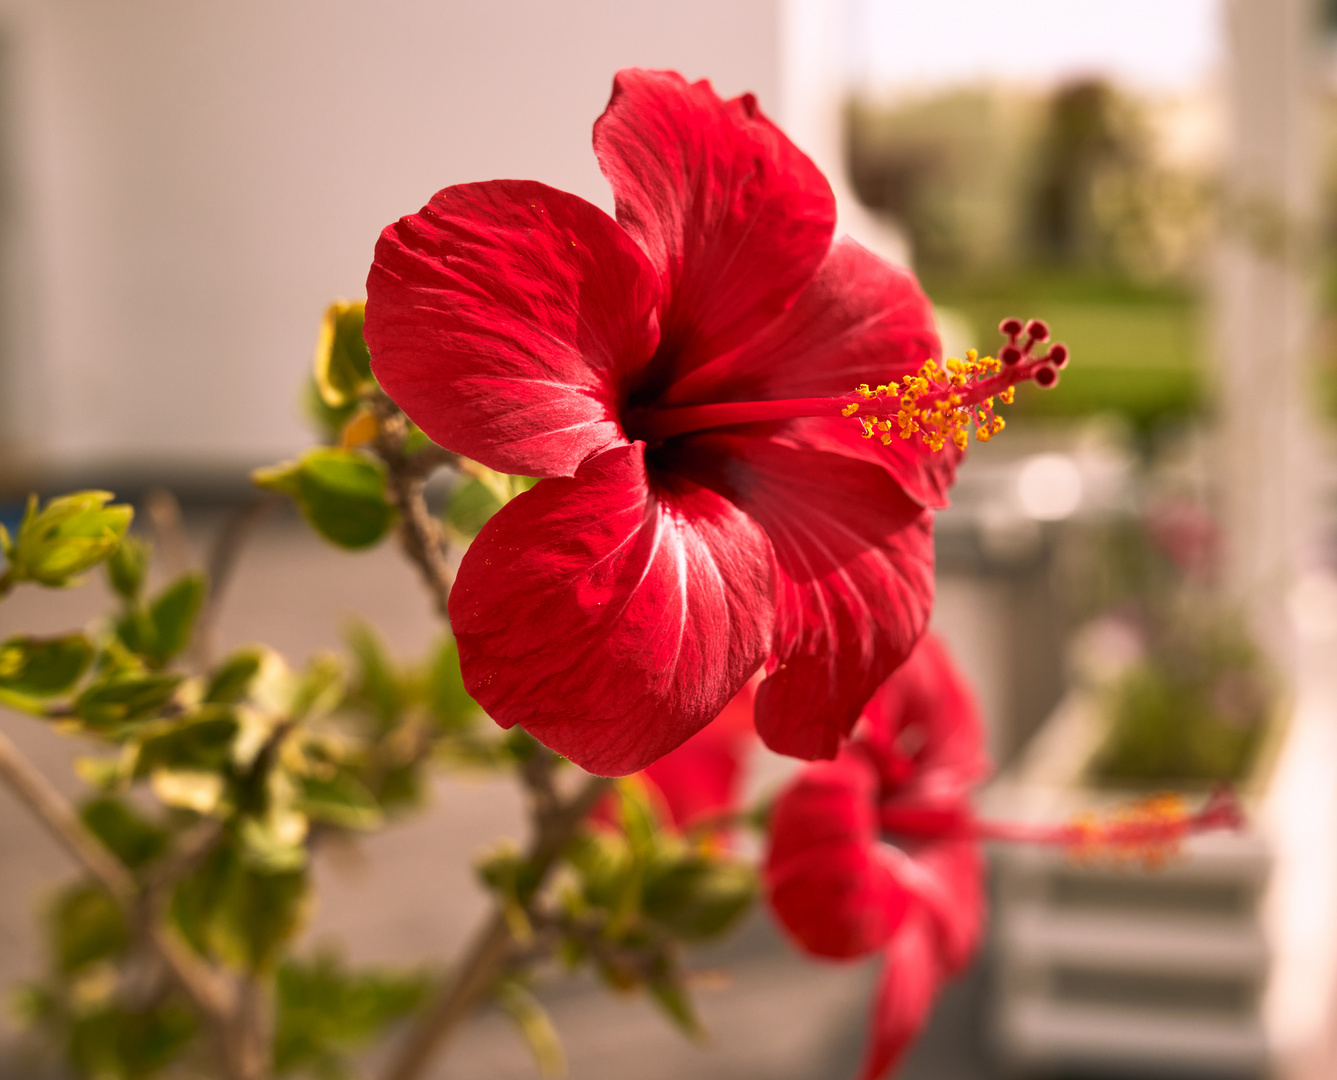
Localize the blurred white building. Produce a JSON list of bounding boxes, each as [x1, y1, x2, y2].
[[0, 0, 786, 488]]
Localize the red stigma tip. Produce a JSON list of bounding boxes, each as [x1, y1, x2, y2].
[[1046, 343, 1069, 369], [999, 318, 1024, 337], [1034, 365, 1059, 389], [1025, 319, 1050, 343], [1000, 344, 1023, 366]]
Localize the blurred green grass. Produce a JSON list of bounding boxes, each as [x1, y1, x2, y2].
[[925, 271, 1206, 431]]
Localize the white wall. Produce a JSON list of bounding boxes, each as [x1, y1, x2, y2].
[[0, 0, 779, 481]]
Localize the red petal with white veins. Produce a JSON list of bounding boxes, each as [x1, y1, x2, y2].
[[366, 179, 659, 478], [448, 444, 774, 776]]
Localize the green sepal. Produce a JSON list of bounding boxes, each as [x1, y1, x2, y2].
[[254, 449, 397, 550]]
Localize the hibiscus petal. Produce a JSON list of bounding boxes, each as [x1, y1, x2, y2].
[[365, 179, 660, 478], [859, 906, 942, 1080], [661, 238, 958, 509], [764, 756, 911, 959], [593, 69, 835, 389], [910, 841, 986, 976], [448, 443, 774, 776], [669, 433, 934, 761], [862, 633, 992, 801]]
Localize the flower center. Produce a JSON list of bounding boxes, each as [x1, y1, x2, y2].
[[625, 318, 1068, 449]]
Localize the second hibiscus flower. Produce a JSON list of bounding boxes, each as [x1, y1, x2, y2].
[[365, 69, 1058, 775]]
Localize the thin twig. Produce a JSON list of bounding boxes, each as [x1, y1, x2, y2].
[[192, 494, 281, 668], [0, 728, 238, 1043], [370, 396, 455, 621], [145, 488, 194, 579], [0, 728, 135, 899], [378, 772, 613, 1080]]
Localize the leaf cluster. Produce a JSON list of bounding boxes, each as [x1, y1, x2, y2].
[[473, 779, 758, 1069]]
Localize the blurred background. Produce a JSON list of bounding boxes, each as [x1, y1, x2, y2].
[[3, 0, 1337, 1077]]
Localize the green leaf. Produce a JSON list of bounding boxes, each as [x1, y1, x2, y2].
[[9, 491, 133, 587], [303, 375, 360, 443], [312, 300, 372, 409], [238, 811, 309, 872], [67, 1001, 196, 1080], [297, 771, 383, 831], [0, 633, 94, 703], [254, 448, 397, 550], [81, 796, 169, 870], [345, 620, 404, 730], [172, 844, 308, 972], [289, 653, 346, 720], [115, 573, 207, 668], [204, 647, 265, 704], [647, 974, 705, 1041], [444, 477, 504, 538], [616, 779, 660, 862], [135, 710, 239, 776], [274, 950, 427, 1078], [425, 637, 479, 733], [443, 467, 539, 540], [105, 535, 150, 601], [148, 572, 207, 664], [565, 830, 634, 913], [151, 769, 227, 815], [642, 855, 757, 942], [49, 882, 129, 974], [74, 673, 183, 731], [496, 981, 566, 1079]]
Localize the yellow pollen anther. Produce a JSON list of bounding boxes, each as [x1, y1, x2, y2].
[[1065, 794, 1195, 868], [841, 334, 1050, 454]]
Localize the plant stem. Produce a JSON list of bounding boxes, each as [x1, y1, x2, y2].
[[193, 494, 281, 669], [0, 728, 135, 899], [0, 568, 13, 599], [378, 771, 613, 1080], [0, 728, 253, 1078], [371, 396, 456, 621]]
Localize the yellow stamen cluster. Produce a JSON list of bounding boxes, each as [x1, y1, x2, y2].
[[1065, 793, 1192, 869], [847, 350, 1008, 453]]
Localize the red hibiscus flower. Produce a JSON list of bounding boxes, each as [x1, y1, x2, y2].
[[365, 69, 1060, 775], [764, 634, 1246, 1080], [764, 633, 988, 1080]]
